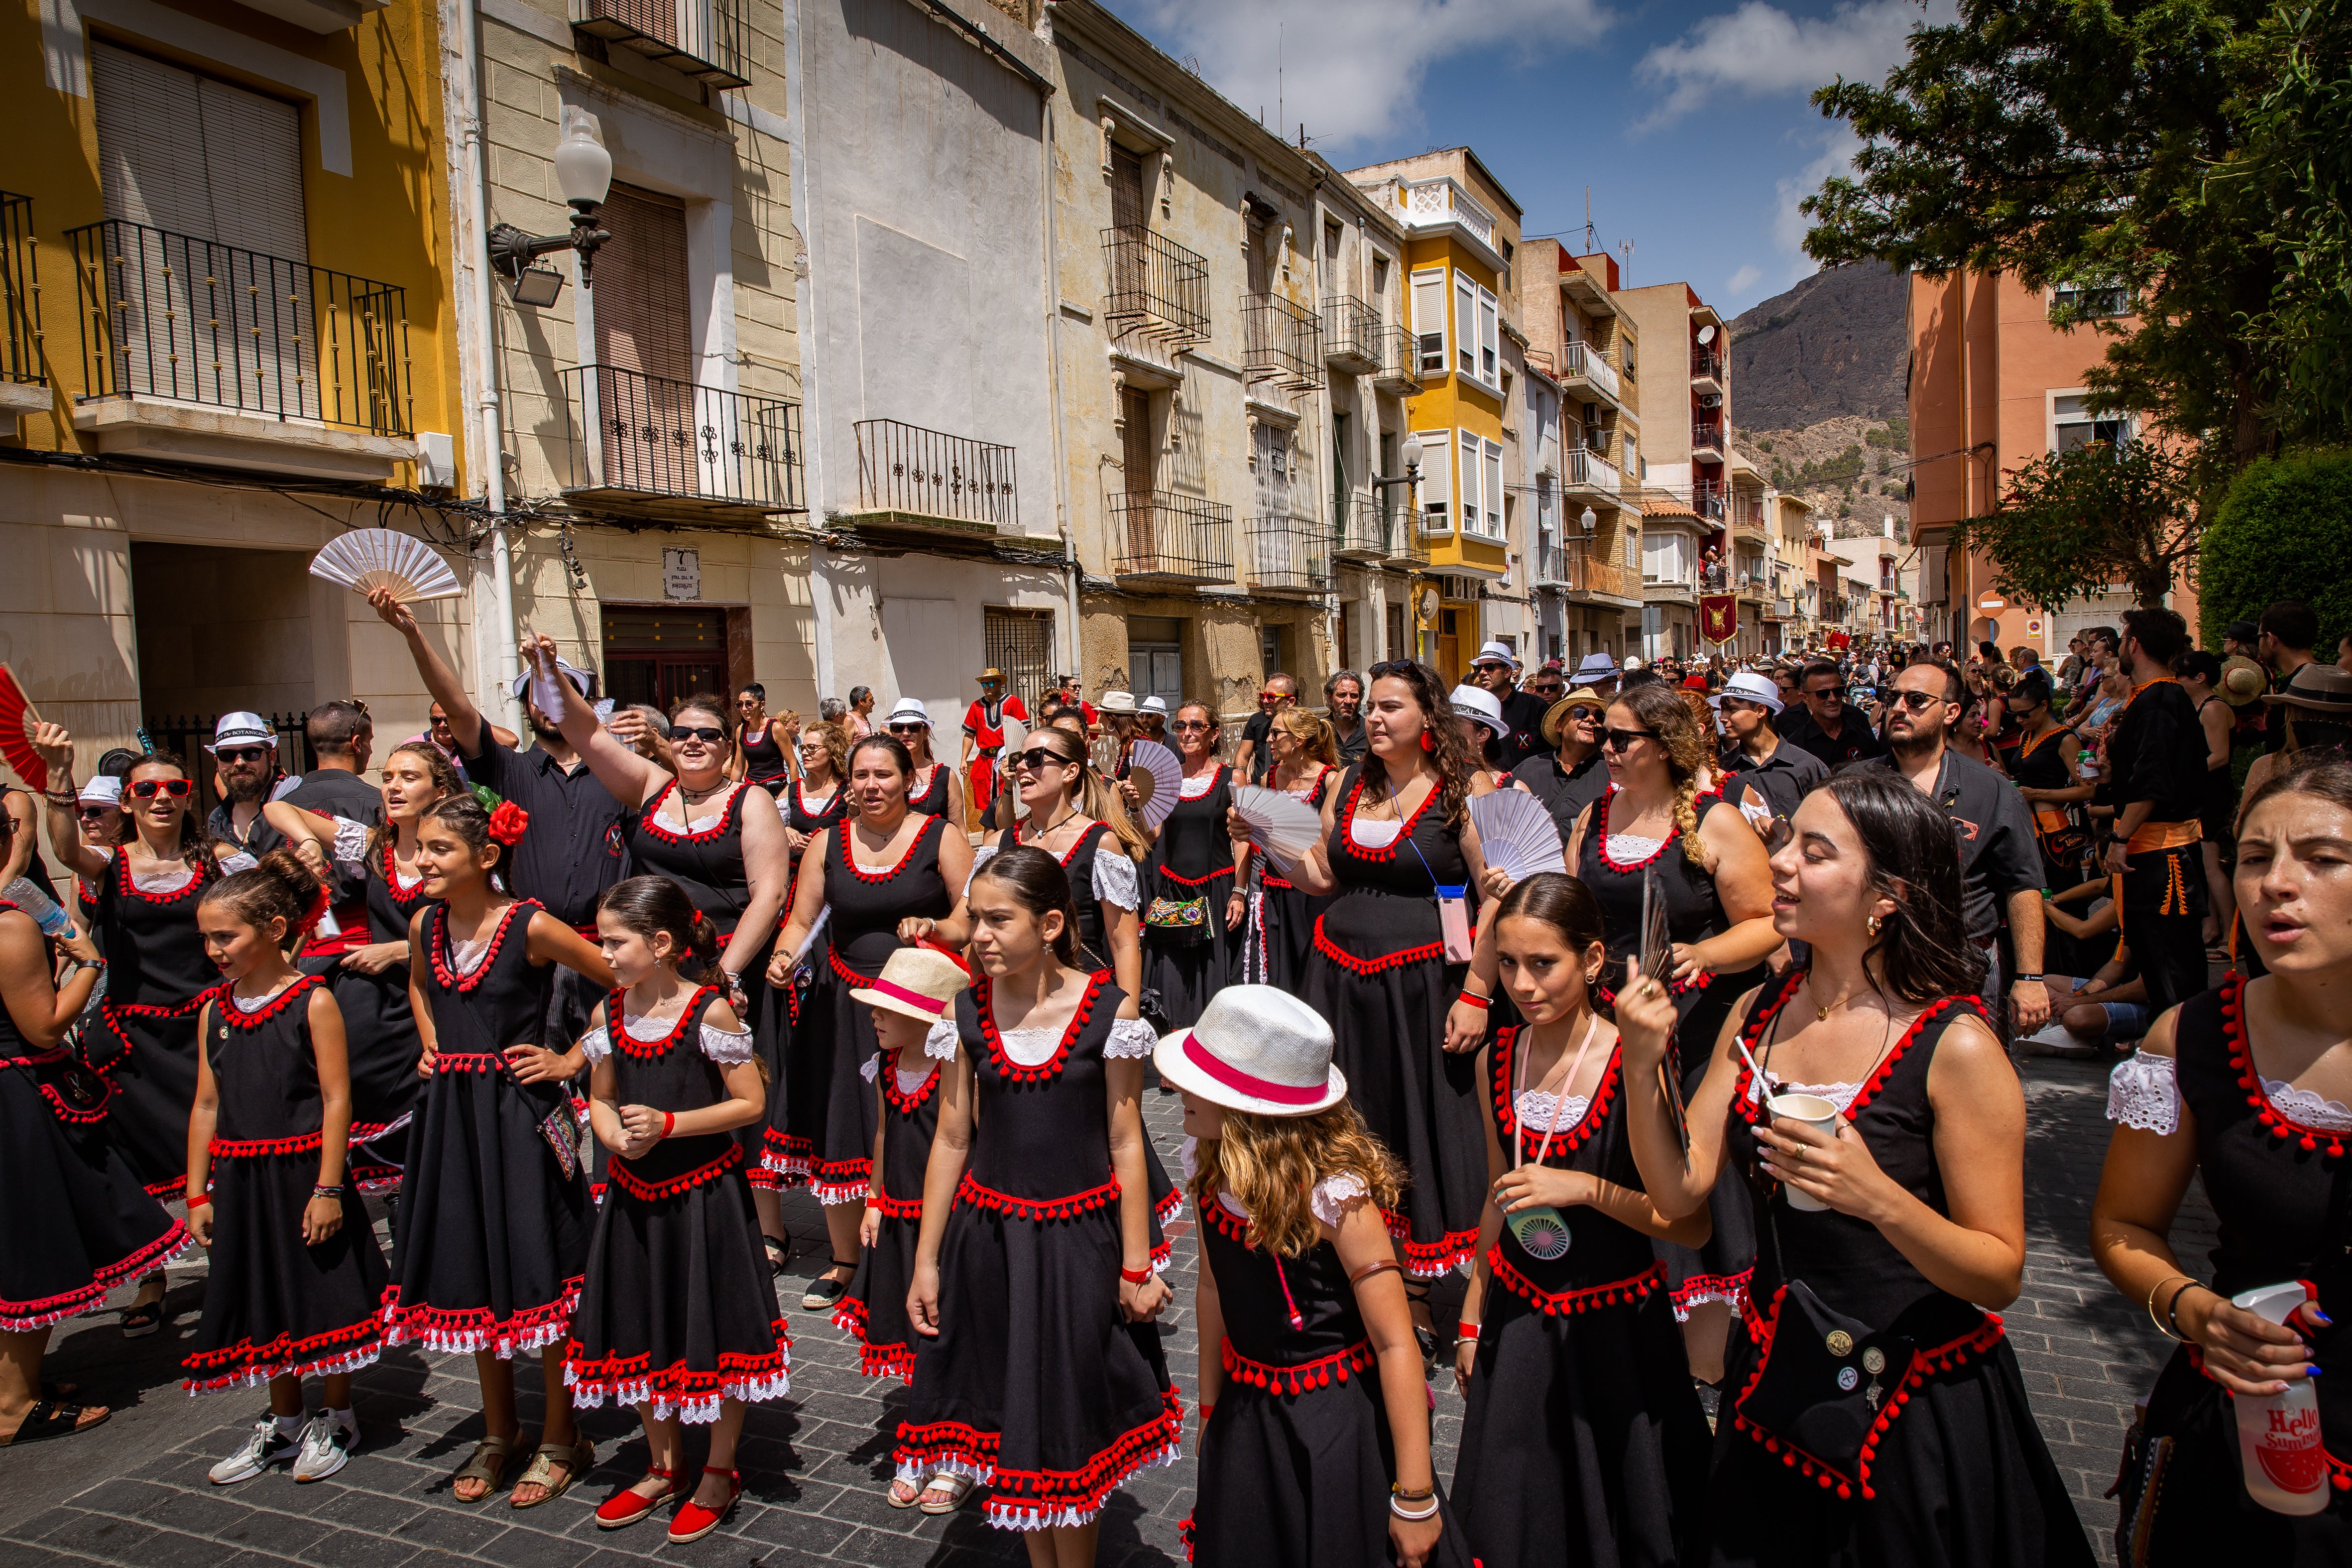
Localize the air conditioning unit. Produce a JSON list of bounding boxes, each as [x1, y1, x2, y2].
[[1698, 392, 1724, 409]]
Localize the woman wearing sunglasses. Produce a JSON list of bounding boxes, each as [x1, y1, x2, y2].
[[731, 684, 795, 798], [543, 650, 798, 1272], [771, 735, 968, 1314], [884, 702, 962, 824], [1137, 702, 1250, 1037], [1563, 683, 1777, 1402], [71, 777, 126, 941], [31, 727, 240, 1336]]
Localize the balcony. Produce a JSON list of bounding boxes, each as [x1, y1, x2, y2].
[[1321, 296, 1381, 375], [572, 0, 749, 89], [1557, 340, 1621, 404], [1561, 445, 1622, 500], [1401, 177, 1498, 253], [1730, 491, 1766, 536], [1336, 495, 1420, 560], [1108, 490, 1234, 587], [1372, 324, 1418, 394], [1692, 423, 1727, 460], [1242, 292, 1322, 391], [0, 194, 46, 435], [849, 419, 1017, 538], [1691, 348, 1725, 388], [1245, 512, 1331, 596], [1102, 226, 1208, 348], [67, 218, 414, 479], [560, 363, 803, 520], [1692, 480, 1728, 521]]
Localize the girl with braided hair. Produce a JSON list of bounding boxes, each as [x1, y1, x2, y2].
[[1564, 680, 1777, 1400]]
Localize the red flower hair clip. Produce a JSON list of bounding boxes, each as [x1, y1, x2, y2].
[[299, 882, 332, 935], [487, 800, 530, 846]]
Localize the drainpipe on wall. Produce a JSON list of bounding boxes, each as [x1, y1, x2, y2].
[[452, 0, 520, 722], [1041, 90, 1081, 678], [781, 0, 836, 703]]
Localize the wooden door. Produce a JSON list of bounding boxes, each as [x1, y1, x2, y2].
[[1111, 145, 1146, 231]]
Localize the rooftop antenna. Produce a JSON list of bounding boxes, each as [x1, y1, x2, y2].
[[1619, 238, 1633, 286], [1277, 24, 1284, 141], [1586, 187, 1595, 253]]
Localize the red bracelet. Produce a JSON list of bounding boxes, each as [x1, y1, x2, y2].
[[1199, 1402, 1214, 1423], [1455, 1320, 1479, 1341], [1456, 991, 1491, 1011], [661, 1111, 676, 1139], [184, 1192, 210, 1208], [1119, 1264, 1153, 1284]]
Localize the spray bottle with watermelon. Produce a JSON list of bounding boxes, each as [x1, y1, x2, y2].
[[2233, 1280, 2331, 1515]]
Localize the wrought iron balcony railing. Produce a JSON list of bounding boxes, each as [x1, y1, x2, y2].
[[1533, 542, 1571, 587], [1559, 340, 1620, 402], [1245, 512, 1331, 595], [1691, 348, 1725, 384], [1692, 423, 1727, 457], [1336, 495, 1417, 560], [1386, 512, 1430, 567], [1692, 479, 1728, 519], [1242, 292, 1322, 390], [1373, 324, 1418, 391], [572, 0, 749, 88], [69, 218, 411, 434], [1102, 226, 1208, 346], [1534, 539, 1635, 600], [1321, 295, 1380, 374], [562, 363, 803, 512], [853, 418, 1016, 529], [2, 194, 42, 386], [1108, 490, 1234, 586]]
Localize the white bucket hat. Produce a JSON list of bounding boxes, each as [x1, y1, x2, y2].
[[848, 945, 969, 1023], [205, 712, 277, 753], [77, 775, 123, 807], [883, 698, 933, 729], [1097, 690, 1139, 715], [1138, 695, 1168, 716], [1718, 671, 1783, 715], [1573, 652, 1620, 682], [1472, 640, 1521, 672], [1447, 683, 1510, 738], [1154, 985, 1347, 1116]]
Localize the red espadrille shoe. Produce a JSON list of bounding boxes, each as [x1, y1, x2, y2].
[[593, 1467, 675, 1530], [668, 1466, 741, 1544]]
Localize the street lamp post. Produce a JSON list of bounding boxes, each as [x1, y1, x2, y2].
[[487, 107, 616, 307]]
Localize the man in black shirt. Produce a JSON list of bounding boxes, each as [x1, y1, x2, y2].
[[1776, 660, 1890, 768], [1509, 687, 1608, 841], [1868, 658, 2051, 1031], [1715, 672, 1827, 831], [2105, 606, 2211, 1016], [1235, 674, 1296, 784], [204, 712, 290, 857], [370, 593, 630, 1039], [1471, 640, 1551, 772], [280, 701, 385, 918], [1326, 670, 1368, 765], [2258, 600, 2320, 755]]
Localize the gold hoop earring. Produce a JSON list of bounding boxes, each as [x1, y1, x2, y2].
[[1867, 914, 1882, 937]]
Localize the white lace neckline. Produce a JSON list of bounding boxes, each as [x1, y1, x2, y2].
[[228, 983, 300, 1014], [450, 937, 493, 975], [1349, 816, 1403, 848], [132, 865, 197, 894], [1515, 1090, 1592, 1132], [1178, 770, 1218, 800], [1604, 833, 1665, 861], [1745, 1075, 1864, 1114], [2266, 1078, 2352, 1131]]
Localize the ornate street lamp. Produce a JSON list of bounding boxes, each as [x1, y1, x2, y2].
[[488, 107, 615, 307]]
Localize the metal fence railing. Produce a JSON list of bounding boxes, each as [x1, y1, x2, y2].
[[1244, 512, 1330, 595], [1108, 490, 1234, 585], [1101, 225, 1208, 346], [854, 418, 1017, 528], [1565, 445, 1622, 495], [1374, 323, 1418, 388], [562, 363, 803, 512], [70, 219, 412, 434], [1691, 424, 1727, 457], [1690, 348, 1725, 383], [571, 0, 749, 88], [1560, 340, 1620, 401], [2, 193, 43, 387], [142, 712, 319, 830], [1241, 292, 1322, 390], [1320, 295, 1380, 372], [1336, 495, 1419, 560]]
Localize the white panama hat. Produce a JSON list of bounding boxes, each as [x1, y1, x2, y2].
[[1447, 683, 1511, 738], [1154, 985, 1347, 1117], [848, 945, 969, 1024]]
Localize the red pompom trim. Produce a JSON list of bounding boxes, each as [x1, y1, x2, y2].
[[183, 1316, 384, 1393], [634, 780, 747, 845], [830, 1296, 918, 1382], [562, 1321, 791, 1408], [870, 1189, 924, 1218], [377, 842, 432, 915], [111, 849, 213, 907], [955, 1170, 1121, 1221], [608, 1140, 744, 1201], [893, 1387, 1183, 1526], [1378, 1206, 1480, 1279], [598, 987, 716, 1060], [380, 1275, 583, 1356], [198, 974, 322, 1031], [811, 1158, 872, 1206], [1732, 985, 1983, 1132], [1157, 861, 1238, 888], [1312, 915, 1445, 976], [2224, 970, 2351, 1159], [835, 812, 945, 883], [0, 1222, 191, 1332], [976, 970, 1111, 1085], [208, 1131, 327, 1159], [1490, 1024, 1621, 1160], [1592, 785, 1684, 871], [1219, 1334, 1377, 1397], [878, 1050, 941, 1114], [426, 899, 537, 993], [1332, 771, 1438, 865], [1486, 1252, 1664, 1317]]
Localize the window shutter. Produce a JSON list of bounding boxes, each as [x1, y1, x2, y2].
[[1458, 431, 1481, 531], [1455, 275, 1476, 376], [1483, 440, 1503, 536], [1417, 429, 1450, 527], [199, 78, 306, 264], [1480, 290, 1499, 380], [593, 184, 693, 383], [94, 45, 212, 237], [1412, 270, 1444, 372]]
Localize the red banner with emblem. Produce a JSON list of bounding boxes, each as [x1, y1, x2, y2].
[[1699, 595, 1739, 646]]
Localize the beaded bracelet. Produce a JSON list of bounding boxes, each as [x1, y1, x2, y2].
[[312, 1184, 343, 1199]]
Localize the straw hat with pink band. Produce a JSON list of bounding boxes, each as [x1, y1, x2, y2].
[[1152, 985, 1347, 1117], [849, 946, 970, 1024]]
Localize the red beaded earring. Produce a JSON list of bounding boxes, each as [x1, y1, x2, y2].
[[1420, 730, 1434, 752]]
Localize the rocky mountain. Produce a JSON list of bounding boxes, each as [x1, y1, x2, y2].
[[1729, 263, 1913, 537]]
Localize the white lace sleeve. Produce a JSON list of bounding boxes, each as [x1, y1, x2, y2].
[[700, 1023, 755, 1065], [330, 816, 371, 869], [1105, 1017, 1157, 1059], [925, 1018, 961, 1060], [1309, 1172, 1372, 1227], [963, 842, 999, 896], [1179, 1134, 1199, 1182], [860, 1052, 882, 1084], [1091, 847, 1141, 912], [578, 1025, 611, 1064], [2107, 1051, 2181, 1135]]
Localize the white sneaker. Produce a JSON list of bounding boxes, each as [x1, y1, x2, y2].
[[209, 1418, 302, 1485], [291, 1413, 356, 1482]]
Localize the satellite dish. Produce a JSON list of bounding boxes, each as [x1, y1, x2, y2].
[[1696, 324, 1718, 346]]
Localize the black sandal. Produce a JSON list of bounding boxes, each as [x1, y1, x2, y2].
[[0, 1401, 109, 1446], [120, 1299, 165, 1339], [764, 1235, 792, 1278], [801, 1260, 856, 1311]]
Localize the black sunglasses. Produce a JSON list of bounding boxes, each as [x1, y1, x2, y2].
[[1367, 660, 1419, 679], [76, 805, 115, 821], [673, 725, 727, 744], [1889, 690, 1942, 712], [1602, 728, 1655, 752], [216, 746, 270, 764], [1807, 685, 1848, 700], [1013, 746, 1075, 772], [886, 722, 927, 735], [1171, 719, 1213, 732]]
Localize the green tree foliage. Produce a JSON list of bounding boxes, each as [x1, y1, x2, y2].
[[2197, 447, 2352, 645], [1949, 441, 2202, 608]]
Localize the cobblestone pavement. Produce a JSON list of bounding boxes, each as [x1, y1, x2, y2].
[[2, 1057, 2205, 1568]]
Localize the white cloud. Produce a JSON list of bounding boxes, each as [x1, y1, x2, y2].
[[1727, 263, 1764, 295], [1121, 0, 1613, 151], [1769, 124, 1863, 286], [1633, 0, 1950, 132]]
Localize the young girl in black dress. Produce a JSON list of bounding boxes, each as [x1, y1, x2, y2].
[[837, 946, 970, 1382], [1619, 771, 2091, 1567], [1166, 984, 1462, 1568], [2092, 751, 2352, 1557], [1452, 873, 1712, 1567], [893, 847, 1179, 1557], [568, 876, 787, 1544], [184, 849, 389, 1486], [1138, 702, 1248, 1031], [386, 795, 617, 1510]]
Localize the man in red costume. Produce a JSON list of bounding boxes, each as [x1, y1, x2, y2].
[[960, 667, 1030, 828]]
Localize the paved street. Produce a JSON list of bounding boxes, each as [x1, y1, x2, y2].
[[2, 1056, 2206, 1568]]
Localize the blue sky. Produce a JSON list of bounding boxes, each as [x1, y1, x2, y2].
[[1114, 0, 1951, 319]]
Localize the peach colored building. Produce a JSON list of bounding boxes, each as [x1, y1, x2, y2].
[[1907, 271, 2197, 657]]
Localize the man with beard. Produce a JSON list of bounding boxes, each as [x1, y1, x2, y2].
[[1776, 658, 1890, 768], [1325, 669, 1367, 764], [204, 712, 296, 855], [1470, 640, 1549, 771], [367, 591, 631, 1039], [1866, 657, 2051, 1032], [1234, 672, 1298, 784]]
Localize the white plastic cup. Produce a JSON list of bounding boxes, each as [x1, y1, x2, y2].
[[1765, 1093, 1842, 1212], [2232, 1281, 2328, 1515]]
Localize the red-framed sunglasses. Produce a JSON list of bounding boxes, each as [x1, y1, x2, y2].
[[127, 778, 192, 799]]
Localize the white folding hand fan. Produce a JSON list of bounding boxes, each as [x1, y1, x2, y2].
[[1124, 739, 1182, 830], [1231, 784, 1324, 872], [1468, 790, 1568, 885], [309, 529, 461, 603]]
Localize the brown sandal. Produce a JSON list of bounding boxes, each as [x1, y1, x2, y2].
[[449, 1434, 519, 1503], [510, 1436, 593, 1509], [0, 1401, 109, 1446]]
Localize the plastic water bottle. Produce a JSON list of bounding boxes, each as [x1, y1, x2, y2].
[[2, 878, 72, 938], [2233, 1281, 2329, 1515]]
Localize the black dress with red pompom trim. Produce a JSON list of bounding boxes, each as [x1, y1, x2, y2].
[[1183, 1170, 1474, 1568], [1580, 786, 1764, 1324], [894, 974, 1183, 1532], [307, 844, 435, 1192], [2123, 975, 2352, 1557], [783, 814, 952, 1206], [1451, 1025, 1710, 1568], [1300, 765, 1486, 1278], [382, 900, 592, 1357], [837, 1043, 941, 1382], [1706, 983, 2093, 1568], [86, 850, 221, 1196], [0, 901, 189, 1334], [183, 976, 390, 1394], [563, 986, 789, 1421], [1141, 765, 1241, 1033]]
